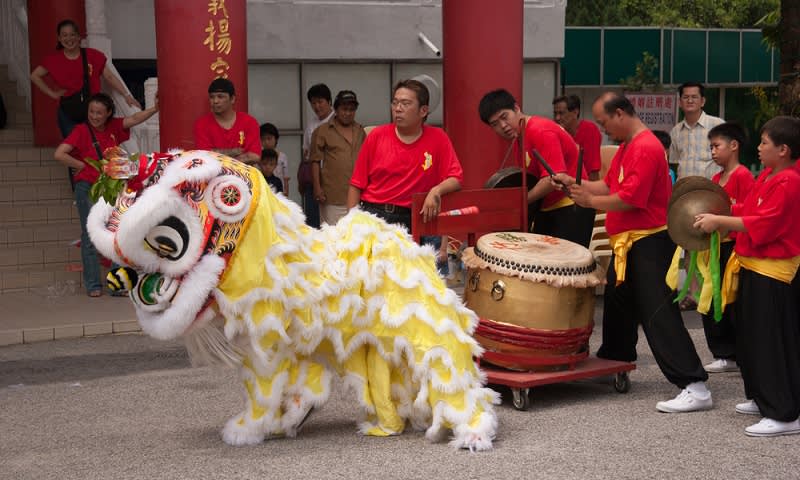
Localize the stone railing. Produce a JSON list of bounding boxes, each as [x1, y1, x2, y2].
[[0, 0, 31, 105]]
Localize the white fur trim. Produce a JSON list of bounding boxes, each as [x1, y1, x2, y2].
[[204, 174, 252, 223], [86, 200, 124, 265]]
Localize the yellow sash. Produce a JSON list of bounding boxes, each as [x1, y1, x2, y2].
[[540, 196, 575, 212], [609, 225, 668, 285], [721, 253, 800, 307]]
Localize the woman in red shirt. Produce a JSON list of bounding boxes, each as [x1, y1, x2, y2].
[[30, 19, 141, 138], [53, 93, 158, 297]]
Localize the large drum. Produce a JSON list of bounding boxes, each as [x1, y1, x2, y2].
[[462, 232, 605, 371]]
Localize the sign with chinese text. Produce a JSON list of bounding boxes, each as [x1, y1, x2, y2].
[[625, 93, 677, 133]]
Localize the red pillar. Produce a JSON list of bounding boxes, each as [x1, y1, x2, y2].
[[28, 0, 85, 146], [154, 0, 248, 151], [442, 0, 523, 189]]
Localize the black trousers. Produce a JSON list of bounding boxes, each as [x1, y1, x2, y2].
[[532, 204, 596, 248], [597, 230, 708, 388], [700, 241, 737, 360], [360, 204, 412, 232], [735, 268, 800, 421]]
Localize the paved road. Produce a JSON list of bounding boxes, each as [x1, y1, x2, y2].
[[0, 313, 796, 480]]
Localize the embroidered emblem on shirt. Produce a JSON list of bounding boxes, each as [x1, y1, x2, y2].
[[239, 131, 245, 146], [422, 151, 433, 171], [757, 197, 763, 206], [525, 152, 531, 168], [618, 166, 624, 183]]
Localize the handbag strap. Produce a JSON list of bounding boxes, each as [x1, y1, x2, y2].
[[87, 124, 103, 161], [80, 48, 90, 100]]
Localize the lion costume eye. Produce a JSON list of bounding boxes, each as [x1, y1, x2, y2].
[[144, 216, 190, 261]]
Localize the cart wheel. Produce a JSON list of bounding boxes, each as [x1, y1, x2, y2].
[[511, 388, 530, 411], [614, 372, 631, 393]]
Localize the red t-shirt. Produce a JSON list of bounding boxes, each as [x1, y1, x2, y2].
[[573, 119, 602, 176], [604, 130, 672, 235], [712, 165, 755, 240], [350, 124, 464, 208], [63, 118, 130, 184], [193, 112, 261, 156], [41, 48, 106, 96], [733, 167, 800, 259], [523, 116, 585, 209]]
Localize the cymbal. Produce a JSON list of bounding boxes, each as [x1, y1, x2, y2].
[[485, 167, 538, 190], [669, 176, 727, 211], [667, 189, 731, 251]]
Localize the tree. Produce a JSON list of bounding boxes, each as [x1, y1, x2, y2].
[[777, 0, 799, 115]]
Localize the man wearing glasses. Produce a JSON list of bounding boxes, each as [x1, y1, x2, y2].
[[669, 82, 724, 179], [347, 79, 462, 233]]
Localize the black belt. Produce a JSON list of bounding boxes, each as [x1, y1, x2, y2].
[[360, 201, 411, 215]]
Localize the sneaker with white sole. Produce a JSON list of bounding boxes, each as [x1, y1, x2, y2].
[[656, 387, 713, 413], [745, 418, 800, 437], [735, 399, 761, 416], [704, 358, 739, 373]]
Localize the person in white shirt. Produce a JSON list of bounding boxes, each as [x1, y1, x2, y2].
[[669, 82, 724, 179], [300, 83, 334, 228]]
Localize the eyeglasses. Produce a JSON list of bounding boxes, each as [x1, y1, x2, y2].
[[391, 99, 416, 110], [681, 95, 701, 101]]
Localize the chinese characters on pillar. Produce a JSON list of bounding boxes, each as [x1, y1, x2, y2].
[[203, 0, 232, 78]]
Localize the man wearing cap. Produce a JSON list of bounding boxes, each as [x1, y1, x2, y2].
[[193, 78, 261, 165], [310, 90, 367, 225], [347, 79, 463, 233]]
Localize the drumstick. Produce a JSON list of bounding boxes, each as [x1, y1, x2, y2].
[[576, 148, 583, 186], [531, 149, 557, 176]]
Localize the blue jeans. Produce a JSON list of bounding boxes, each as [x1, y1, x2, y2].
[[56, 107, 78, 138], [302, 189, 320, 228], [75, 181, 102, 292]]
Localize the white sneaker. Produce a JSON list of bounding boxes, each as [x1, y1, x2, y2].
[[656, 387, 713, 413], [735, 399, 761, 416], [704, 358, 739, 373], [745, 418, 800, 437]]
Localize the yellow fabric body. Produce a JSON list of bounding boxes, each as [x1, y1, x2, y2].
[[721, 253, 800, 307], [539, 196, 575, 212], [608, 225, 668, 285]]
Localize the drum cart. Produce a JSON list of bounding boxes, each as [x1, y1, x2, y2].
[[412, 186, 636, 411]]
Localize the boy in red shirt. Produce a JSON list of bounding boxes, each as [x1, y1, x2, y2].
[[695, 116, 800, 436], [699, 123, 755, 374], [479, 89, 595, 248]]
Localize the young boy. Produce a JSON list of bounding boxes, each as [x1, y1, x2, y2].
[[700, 123, 755, 373], [259, 148, 284, 194], [260, 123, 289, 195], [694, 116, 800, 437]]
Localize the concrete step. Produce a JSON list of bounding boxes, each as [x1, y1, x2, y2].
[[0, 201, 79, 227], [8, 110, 32, 126], [0, 264, 85, 295], [0, 242, 83, 271], [0, 222, 82, 249], [0, 163, 70, 184], [1, 94, 30, 112], [0, 146, 57, 166], [0, 181, 74, 206], [0, 127, 34, 144]]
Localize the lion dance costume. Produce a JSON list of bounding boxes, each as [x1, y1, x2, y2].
[[87, 150, 499, 451]]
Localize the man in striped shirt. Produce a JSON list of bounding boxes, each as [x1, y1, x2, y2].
[[669, 82, 724, 179]]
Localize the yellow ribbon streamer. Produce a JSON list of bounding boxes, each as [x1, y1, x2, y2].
[[609, 225, 668, 285]]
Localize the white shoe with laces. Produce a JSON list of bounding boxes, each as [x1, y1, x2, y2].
[[704, 358, 739, 373], [745, 418, 800, 437], [656, 385, 713, 413], [735, 399, 761, 416]]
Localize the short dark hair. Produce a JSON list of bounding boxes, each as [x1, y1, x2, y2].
[[595, 92, 636, 117], [259, 123, 279, 141], [760, 116, 800, 160], [708, 122, 747, 148], [307, 84, 332, 103], [208, 78, 235, 96], [678, 82, 705, 98], [88, 92, 115, 118], [652, 130, 671, 150], [261, 148, 278, 162], [552, 95, 581, 112], [56, 19, 80, 50], [393, 79, 430, 108], [478, 89, 517, 124]]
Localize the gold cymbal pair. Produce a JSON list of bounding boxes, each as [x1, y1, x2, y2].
[[667, 176, 730, 251]]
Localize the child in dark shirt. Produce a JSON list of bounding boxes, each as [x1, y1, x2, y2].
[[259, 148, 284, 193]]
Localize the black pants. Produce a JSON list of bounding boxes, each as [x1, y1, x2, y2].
[[735, 268, 800, 421], [360, 204, 412, 232], [700, 241, 737, 360], [597, 230, 708, 388], [532, 204, 596, 248]]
